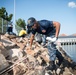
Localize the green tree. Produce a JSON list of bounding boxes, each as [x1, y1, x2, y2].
[[16, 18, 26, 29], [6, 14, 13, 21], [0, 7, 6, 19], [0, 7, 13, 21]]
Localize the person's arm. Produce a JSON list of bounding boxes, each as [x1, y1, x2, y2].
[[30, 34, 35, 47], [53, 21, 60, 38]]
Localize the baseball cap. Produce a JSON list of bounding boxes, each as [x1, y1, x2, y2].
[[27, 17, 36, 27]]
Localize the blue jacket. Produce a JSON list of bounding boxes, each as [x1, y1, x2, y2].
[[32, 20, 55, 35]]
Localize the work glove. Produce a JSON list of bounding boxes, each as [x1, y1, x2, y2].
[[46, 37, 57, 42]]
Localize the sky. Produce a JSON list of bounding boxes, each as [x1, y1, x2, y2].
[[0, 0, 76, 35]]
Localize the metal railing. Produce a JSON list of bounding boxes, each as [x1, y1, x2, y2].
[[58, 37, 76, 62], [58, 37, 76, 49]]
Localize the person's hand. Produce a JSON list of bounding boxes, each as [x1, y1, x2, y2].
[[46, 37, 57, 42]]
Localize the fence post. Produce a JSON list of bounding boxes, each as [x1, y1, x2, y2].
[[2, 18, 3, 33], [0, 34, 1, 40]]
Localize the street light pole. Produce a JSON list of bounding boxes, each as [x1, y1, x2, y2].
[[13, 0, 17, 34], [14, 0, 15, 25]]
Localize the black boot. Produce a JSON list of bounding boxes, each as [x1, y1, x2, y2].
[[45, 61, 56, 71], [56, 50, 64, 66]]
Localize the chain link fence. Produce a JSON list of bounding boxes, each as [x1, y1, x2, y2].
[[0, 18, 8, 34], [15, 24, 23, 35], [0, 18, 23, 35]]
